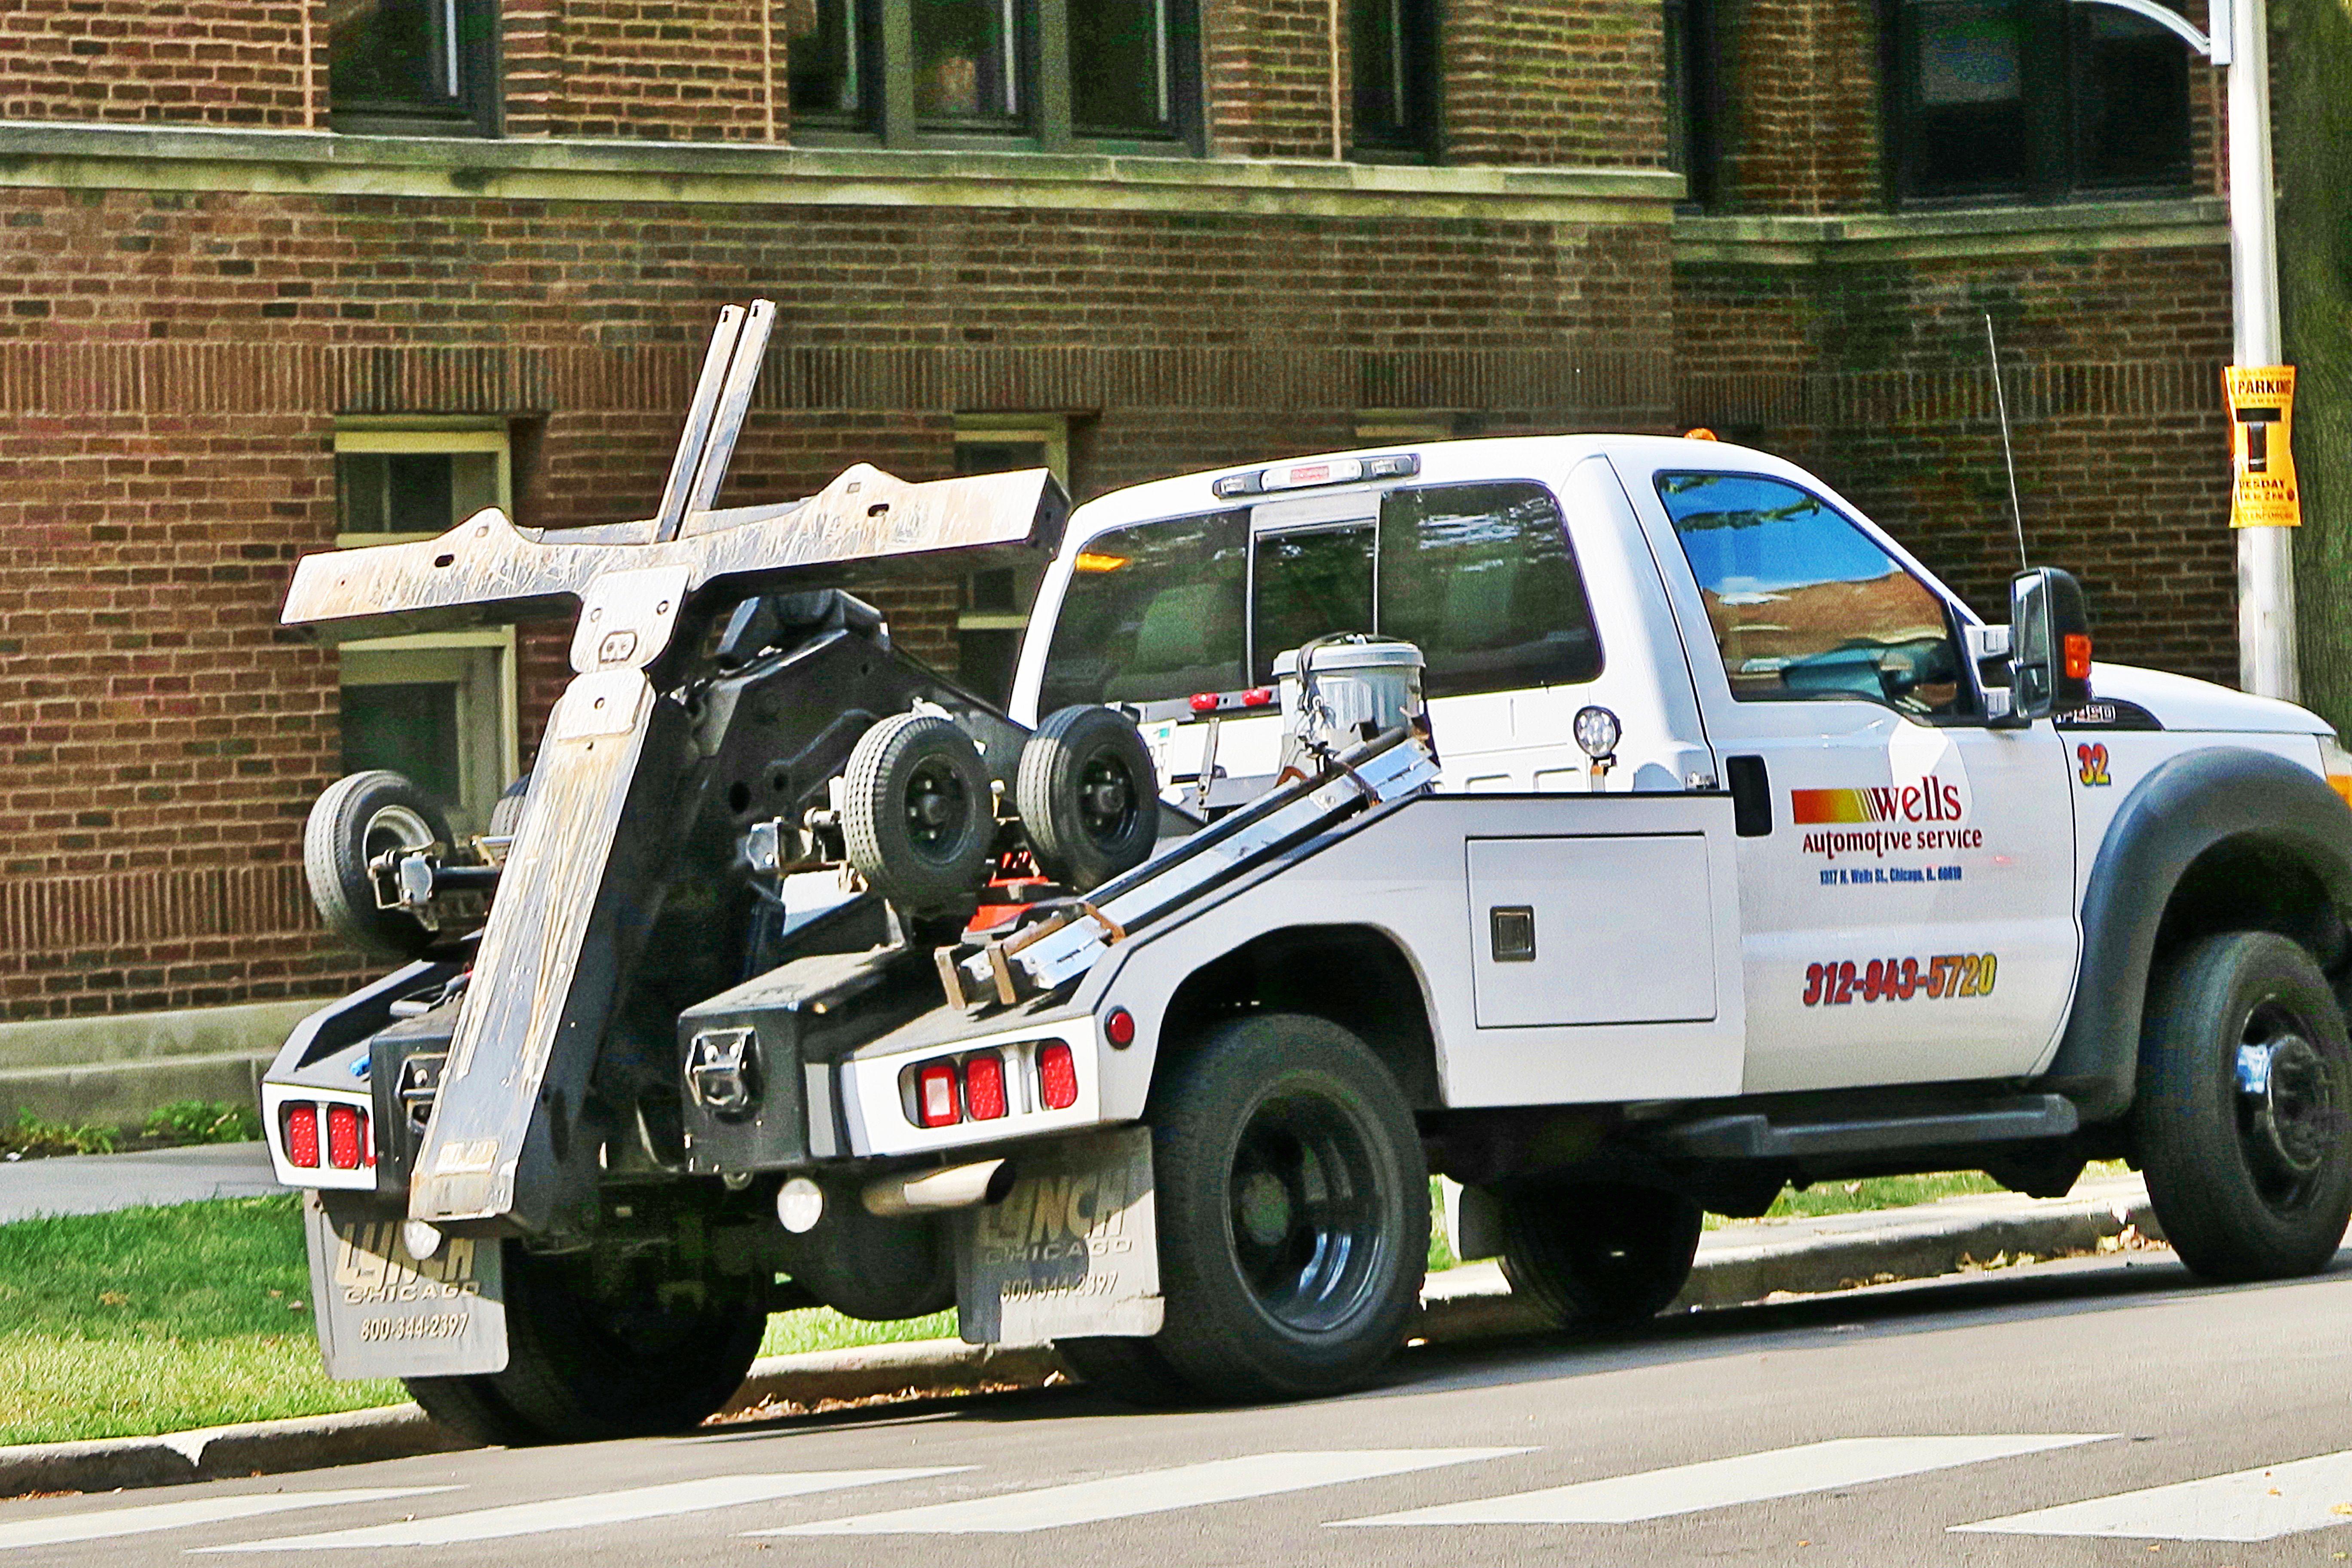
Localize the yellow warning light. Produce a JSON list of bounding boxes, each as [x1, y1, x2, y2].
[[1074, 551, 1130, 573], [1684, 428, 1719, 442]]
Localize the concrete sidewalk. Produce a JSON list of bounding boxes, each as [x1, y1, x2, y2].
[[0, 1142, 279, 1223]]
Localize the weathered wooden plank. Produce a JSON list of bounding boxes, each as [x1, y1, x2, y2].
[[282, 462, 1067, 646]]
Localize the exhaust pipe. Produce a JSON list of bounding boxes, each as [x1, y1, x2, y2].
[[861, 1158, 1014, 1218]]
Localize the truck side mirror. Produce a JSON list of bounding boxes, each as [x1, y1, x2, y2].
[[2008, 567, 2092, 721]]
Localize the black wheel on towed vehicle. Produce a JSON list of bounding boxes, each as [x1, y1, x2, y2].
[[1060, 1013, 1425, 1404], [406, 1243, 767, 1445], [2134, 930, 2352, 1283], [1495, 1181, 1705, 1328]]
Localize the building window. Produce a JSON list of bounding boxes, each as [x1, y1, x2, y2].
[[1663, 0, 1720, 207], [330, 0, 500, 136], [954, 417, 1069, 705], [785, 0, 872, 127], [1351, 0, 1436, 157], [1071, 0, 1175, 135], [1890, 0, 2190, 202], [333, 424, 520, 836], [790, 0, 1196, 147], [914, 0, 1026, 126]]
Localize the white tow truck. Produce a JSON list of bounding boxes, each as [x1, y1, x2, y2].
[[263, 408, 2352, 1440]]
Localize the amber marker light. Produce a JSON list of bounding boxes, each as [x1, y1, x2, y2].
[[1074, 551, 1130, 573]]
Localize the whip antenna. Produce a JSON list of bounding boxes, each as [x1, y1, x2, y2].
[[1984, 311, 2028, 572]]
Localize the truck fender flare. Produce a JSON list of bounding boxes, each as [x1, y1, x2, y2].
[[2040, 744, 2352, 1121]]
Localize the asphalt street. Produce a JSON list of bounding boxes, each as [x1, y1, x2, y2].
[[8, 1246, 2352, 1567]]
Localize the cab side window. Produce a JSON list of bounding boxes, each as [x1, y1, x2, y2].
[[1378, 481, 1602, 698], [1656, 472, 1966, 717]]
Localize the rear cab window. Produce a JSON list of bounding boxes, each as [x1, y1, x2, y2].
[[1037, 481, 1603, 717]]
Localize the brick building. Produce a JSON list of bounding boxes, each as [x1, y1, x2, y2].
[[0, 0, 2237, 1115]]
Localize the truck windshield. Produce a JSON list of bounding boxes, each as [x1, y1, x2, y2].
[[1038, 482, 1604, 712]]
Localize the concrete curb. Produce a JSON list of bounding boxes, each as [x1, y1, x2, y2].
[[0, 1186, 2163, 1499], [0, 1406, 469, 1499]]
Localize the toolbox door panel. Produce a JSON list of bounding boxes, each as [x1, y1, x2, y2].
[[1467, 835, 1716, 1026]]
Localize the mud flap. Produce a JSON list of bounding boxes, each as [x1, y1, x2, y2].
[[303, 1193, 508, 1380], [955, 1126, 1163, 1346]]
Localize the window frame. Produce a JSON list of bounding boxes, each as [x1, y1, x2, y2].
[[329, 0, 502, 138], [331, 421, 521, 834], [1882, 0, 2193, 206], [791, 0, 1204, 153]]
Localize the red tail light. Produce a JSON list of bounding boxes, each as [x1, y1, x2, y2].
[[325, 1104, 366, 1170], [1037, 1041, 1078, 1111], [283, 1103, 320, 1169], [2063, 633, 2093, 681], [964, 1053, 1008, 1120], [915, 1061, 960, 1128]]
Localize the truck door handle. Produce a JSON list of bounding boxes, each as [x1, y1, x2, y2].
[[1727, 755, 1772, 837]]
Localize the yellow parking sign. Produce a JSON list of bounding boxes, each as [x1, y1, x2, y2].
[[2225, 364, 2300, 528]]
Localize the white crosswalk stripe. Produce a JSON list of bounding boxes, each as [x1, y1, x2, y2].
[[0, 1488, 461, 1551], [1333, 1435, 2113, 1526], [755, 1449, 1528, 1535], [192, 1470, 962, 1551], [1954, 1450, 2352, 1541]]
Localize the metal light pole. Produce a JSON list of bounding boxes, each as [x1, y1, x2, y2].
[[2073, 0, 2295, 699], [2225, 0, 2297, 700]]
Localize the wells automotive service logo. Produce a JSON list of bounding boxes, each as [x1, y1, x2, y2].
[[1793, 775, 1981, 859]]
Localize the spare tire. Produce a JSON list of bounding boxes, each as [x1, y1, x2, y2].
[[304, 770, 450, 959], [841, 712, 995, 918], [1017, 705, 1159, 892]]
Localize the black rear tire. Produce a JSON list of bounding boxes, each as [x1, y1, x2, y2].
[[841, 712, 995, 919], [303, 770, 450, 960], [1017, 706, 1160, 891], [405, 1243, 767, 1445], [1497, 1181, 1704, 1327], [2135, 930, 2352, 1282], [1139, 1013, 1427, 1401]]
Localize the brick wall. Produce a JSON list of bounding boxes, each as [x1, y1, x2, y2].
[[1706, 0, 1879, 213], [0, 0, 319, 129], [1674, 242, 2236, 681], [1200, 0, 1347, 159], [1705, 0, 2222, 215], [501, 0, 780, 141], [1443, 0, 1667, 168]]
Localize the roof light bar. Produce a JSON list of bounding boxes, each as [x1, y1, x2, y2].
[[1212, 452, 1419, 499]]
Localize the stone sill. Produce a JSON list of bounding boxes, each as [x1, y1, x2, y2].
[[1674, 197, 2227, 265], [0, 122, 1684, 224]]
